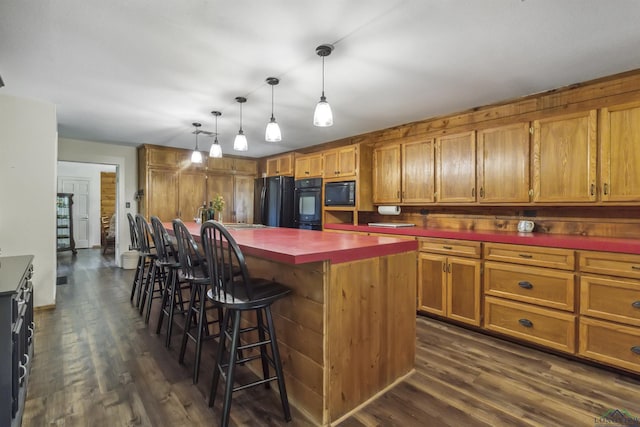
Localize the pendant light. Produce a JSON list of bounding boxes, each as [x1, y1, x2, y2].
[[265, 77, 282, 142], [233, 96, 248, 151], [190, 122, 203, 163], [313, 44, 334, 127], [209, 111, 223, 158]]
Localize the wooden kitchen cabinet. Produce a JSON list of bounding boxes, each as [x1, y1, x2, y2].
[[600, 101, 640, 202], [477, 123, 531, 203], [372, 138, 435, 204], [294, 153, 323, 179], [435, 131, 476, 203], [146, 167, 179, 221], [233, 175, 255, 224], [323, 146, 357, 178], [266, 153, 294, 176], [206, 174, 234, 223], [178, 170, 207, 221], [418, 238, 482, 326], [532, 110, 597, 202]]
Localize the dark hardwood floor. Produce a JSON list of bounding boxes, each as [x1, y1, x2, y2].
[[23, 249, 640, 426]]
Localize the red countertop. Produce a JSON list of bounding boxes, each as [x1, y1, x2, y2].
[[168, 222, 418, 265], [324, 223, 640, 255]]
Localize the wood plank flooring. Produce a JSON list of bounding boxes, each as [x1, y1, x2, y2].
[[24, 249, 640, 426]]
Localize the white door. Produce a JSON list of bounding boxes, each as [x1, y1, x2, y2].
[[59, 178, 91, 248]]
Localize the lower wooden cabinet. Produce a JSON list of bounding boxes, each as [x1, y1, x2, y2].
[[579, 316, 640, 373], [485, 296, 576, 353], [418, 239, 482, 326]]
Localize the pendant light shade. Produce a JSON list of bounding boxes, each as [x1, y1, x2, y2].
[[265, 77, 282, 142], [191, 122, 203, 163], [233, 96, 248, 151], [313, 44, 334, 127], [209, 111, 223, 158]]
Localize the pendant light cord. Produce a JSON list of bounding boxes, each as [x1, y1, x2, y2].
[[271, 84, 275, 120], [321, 55, 326, 97]]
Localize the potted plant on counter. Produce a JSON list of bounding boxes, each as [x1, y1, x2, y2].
[[212, 194, 225, 223]]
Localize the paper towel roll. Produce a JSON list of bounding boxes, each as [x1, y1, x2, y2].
[[378, 205, 401, 215]]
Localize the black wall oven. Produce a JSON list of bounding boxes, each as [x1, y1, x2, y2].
[[294, 178, 322, 230]]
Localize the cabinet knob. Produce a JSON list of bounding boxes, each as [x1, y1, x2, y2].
[[518, 281, 533, 289], [632, 301, 640, 309], [479, 187, 484, 198], [603, 182, 609, 195], [471, 187, 475, 197], [442, 245, 453, 250], [590, 183, 595, 196], [518, 318, 533, 328], [631, 346, 640, 355], [518, 254, 533, 259]]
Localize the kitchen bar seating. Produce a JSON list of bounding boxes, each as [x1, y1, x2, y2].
[[173, 219, 223, 384], [201, 220, 292, 427], [135, 214, 159, 314], [127, 212, 142, 303]]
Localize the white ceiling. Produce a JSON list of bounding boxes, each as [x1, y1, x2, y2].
[[1, 0, 640, 158]]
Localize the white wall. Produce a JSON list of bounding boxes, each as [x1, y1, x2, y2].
[[0, 93, 58, 308], [57, 161, 117, 248], [58, 138, 138, 266]]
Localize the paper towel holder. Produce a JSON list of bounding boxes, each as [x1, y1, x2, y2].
[[378, 205, 401, 215]]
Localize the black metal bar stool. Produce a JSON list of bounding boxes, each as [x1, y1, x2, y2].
[[201, 220, 292, 427], [173, 219, 223, 384], [151, 216, 191, 347], [136, 214, 160, 314]]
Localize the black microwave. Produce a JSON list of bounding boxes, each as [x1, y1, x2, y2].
[[325, 181, 356, 206]]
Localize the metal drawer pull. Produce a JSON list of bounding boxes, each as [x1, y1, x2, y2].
[[632, 346, 640, 355], [442, 245, 453, 250], [632, 266, 640, 271], [518, 281, 533, 289], [518, 318, 533, 328], [518, 254, 533, 259], [633, 301, 640, 309]]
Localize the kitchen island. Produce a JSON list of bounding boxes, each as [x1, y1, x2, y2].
[[176, 223, 418, 425]]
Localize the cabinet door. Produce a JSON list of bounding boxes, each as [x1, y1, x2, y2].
[[600, 102, 640, 202], [207, 174, 234, 222], [308, 154, 323, 177], [323, 149, 339, 178], [207, 156, 235, 172], [147, 168, 178, 221], [447, 257, 482, 326], [266, 157, 280, 176], [402, 138, 435, 204], [233, 158, 257, 174], [337, 146, 357, 177], [233, 175, 254, 224], [477, 123, 531, 203], [418, 253, 447, 316], [436, 131, 476, 203], [373, 144, 401, 204], [278, 154, 294, 176], [532, 110, 597, 202], [178, 171, 207, 221], [294, 157, 310, 179], [147, 147, 180, 167]]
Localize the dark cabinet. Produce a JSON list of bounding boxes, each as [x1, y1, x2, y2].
[[1, 255, 34, 427], [57, 193, 77, 254]]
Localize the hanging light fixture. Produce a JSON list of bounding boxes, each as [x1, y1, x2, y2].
[[265, 77, 282, 142], [209, 111, 223, 158], [190, 122, 203, 163], [313, 44, 334, 127], [233, 96, 248, 151]]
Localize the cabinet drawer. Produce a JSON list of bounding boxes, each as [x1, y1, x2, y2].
[[579, 251, 640, 280], [580, 275, 640, 326], [484, 262, 575, 311], [484, 243, 574, 270], [419, 238, 481, 258], [579, 317, 640, 373], [485, 296, 576, 353]]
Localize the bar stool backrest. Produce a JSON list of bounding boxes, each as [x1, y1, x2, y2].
[[127, 212, 140, 250], [135, 214, 154, 254], [172, 219, 206, 281], [150, 216, 175, 264], [200, 220, 253, 303]]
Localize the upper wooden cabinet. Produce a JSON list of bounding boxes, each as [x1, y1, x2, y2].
[[372, 138, 435, 204], [600, 102, 640, 202], [146, 167, 179, 221], [208, 157, 257, 175], [323, 146, 357, 178], [532, 110, 597, 203], [266, 153, 294, 176], [477, 123, 531, 203], [435, 131, 476, 203], [294, 153, 323, 179]]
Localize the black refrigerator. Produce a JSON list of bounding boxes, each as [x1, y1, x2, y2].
[[254, 176, 295, 228]]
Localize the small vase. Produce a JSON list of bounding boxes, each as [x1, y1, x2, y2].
[[216, 211, 223, 223]]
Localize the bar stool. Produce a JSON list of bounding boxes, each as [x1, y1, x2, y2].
[[127, 213, 142, 303], [151, 216, 191, 347], [173, 219, 223, 384], [135, 214, 159, 313], [201, 220, 292, 427]]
